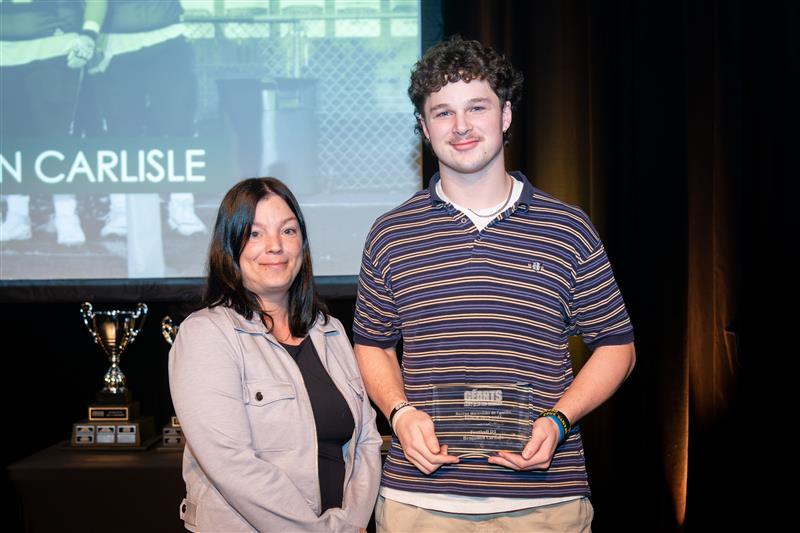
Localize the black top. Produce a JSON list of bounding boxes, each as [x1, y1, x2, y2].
[[281, 337, 355, 512]]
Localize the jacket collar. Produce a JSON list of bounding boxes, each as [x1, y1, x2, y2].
[[225, 306, 338, 367], [225, 306, 335, 337]]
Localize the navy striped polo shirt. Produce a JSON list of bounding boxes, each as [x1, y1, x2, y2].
[[354, 171, 634, 499]]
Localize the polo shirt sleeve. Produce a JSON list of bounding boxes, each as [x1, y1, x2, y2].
[[353, 238, 401, 348], [569, 241, 635, 350]]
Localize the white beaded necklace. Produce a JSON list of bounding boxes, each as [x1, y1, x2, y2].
[[465, 175, 514, 218]]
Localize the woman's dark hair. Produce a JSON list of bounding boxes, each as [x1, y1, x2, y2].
[[408, 35, 524, 144], [203, 177, 327, 337]]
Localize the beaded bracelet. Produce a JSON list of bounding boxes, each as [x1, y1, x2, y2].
[[389, 401, 412, 429]]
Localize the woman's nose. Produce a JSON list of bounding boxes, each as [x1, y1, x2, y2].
[[263, 232, 282, 253]]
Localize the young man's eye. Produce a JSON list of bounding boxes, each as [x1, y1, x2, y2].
[[471, 106, 485, 112], [435, 110, 451, 118]]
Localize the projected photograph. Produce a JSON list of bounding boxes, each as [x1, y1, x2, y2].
[[0, 0, 422, 280]]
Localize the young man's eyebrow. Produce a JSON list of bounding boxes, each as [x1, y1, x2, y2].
[[428, 102, 451, 112], [429, 97, 493, 112]]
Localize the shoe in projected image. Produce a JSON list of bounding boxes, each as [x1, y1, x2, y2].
[[100, 210, 128, 237], [55, 213, 86, 246], [0, 214, 32, 242], [168, 200, 208, 236]]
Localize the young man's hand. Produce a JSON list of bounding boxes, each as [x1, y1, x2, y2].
[[394, 408, 459, 474], [488, 416, 560, 470]]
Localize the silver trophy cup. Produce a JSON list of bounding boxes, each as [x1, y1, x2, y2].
[[72, 302, 154, 447], [81, 302, 148, 401]]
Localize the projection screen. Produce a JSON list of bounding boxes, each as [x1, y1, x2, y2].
[[0, 0, 422, 285]]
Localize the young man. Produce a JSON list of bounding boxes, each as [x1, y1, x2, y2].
[[353, 37, 636, 531]]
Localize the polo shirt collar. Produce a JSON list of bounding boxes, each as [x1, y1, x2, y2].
[[427, 170, 536, 209]]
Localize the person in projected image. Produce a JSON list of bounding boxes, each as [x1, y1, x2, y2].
[[0, 0, 205, 247], [0, 0, 104, 246], [86, 0, 207, 239], [169, 177, 380, 532], [353, 36, 636, 532]]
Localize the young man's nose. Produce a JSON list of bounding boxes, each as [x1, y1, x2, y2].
[[453, 113, 472, 136]]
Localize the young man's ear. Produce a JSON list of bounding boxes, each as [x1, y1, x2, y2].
[[419, 116, 430, 141], [502, 101, 512, 132]]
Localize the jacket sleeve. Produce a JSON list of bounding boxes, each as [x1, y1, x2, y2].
[[169, 312, 358, 532], [334, 322, 383, 528]]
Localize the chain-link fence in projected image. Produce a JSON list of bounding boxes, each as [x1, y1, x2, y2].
[[183, 0, 421, 195]]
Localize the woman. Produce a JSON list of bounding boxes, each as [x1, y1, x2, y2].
[[169, 177, 381, 532]]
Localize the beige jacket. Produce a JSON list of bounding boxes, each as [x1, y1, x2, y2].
[[169, 306, 382, 532]]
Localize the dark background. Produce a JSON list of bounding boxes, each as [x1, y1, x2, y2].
[[3, 0, 794, 531]]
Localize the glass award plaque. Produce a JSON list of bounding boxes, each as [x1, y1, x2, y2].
[[431, 383, 534, 458]]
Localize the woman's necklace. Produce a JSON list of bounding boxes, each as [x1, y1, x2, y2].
[[261, 311, 297, 344], [466, 175, 514, 218], [275, 327, 299, 344]]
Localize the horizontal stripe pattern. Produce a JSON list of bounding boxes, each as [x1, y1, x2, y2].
[[354, 172, 634, 498]]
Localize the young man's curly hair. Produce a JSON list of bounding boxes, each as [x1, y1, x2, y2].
[[408, 36, 524, 144]]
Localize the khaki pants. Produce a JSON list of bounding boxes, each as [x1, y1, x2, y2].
[[375, 495, 593, 533]]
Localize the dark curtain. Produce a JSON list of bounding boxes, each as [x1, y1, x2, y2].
[[438, 0, 794, 530]]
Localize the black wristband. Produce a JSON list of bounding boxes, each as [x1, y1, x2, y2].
[[78, 29, 99, 41], [539, 409, 571, 442], [388, 401, 411, 429]]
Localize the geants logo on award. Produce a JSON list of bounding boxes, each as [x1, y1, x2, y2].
[[464, 389, 503, 407]]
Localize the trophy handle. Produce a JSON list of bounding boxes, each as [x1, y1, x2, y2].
[[130, 303, 148, 341], [161, 316, 177, 346], [80, 302, 95, 333], [80, 301, 110, 357], [80, 302, 93, 319]]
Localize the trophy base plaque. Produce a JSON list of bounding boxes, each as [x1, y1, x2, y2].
[[71, 415, 156, 449], [88, 400, 141, 422], [161, 417, 184, 448]]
